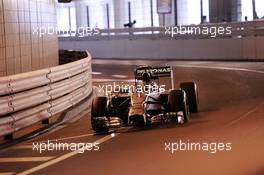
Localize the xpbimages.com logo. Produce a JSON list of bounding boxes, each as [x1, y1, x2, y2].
[[165, 25, 233, 38], [32, 140, 100, 154], [164, 140, 232, 154], [98, 82, 167, 95], [32, 25, 100, 37]]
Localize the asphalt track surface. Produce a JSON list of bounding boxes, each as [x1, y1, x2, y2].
[[0, 60, 264, 175]]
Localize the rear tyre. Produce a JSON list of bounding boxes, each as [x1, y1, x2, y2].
[[180, 82, 198, 113], [169, 90, 190, 123], [91, 97, 109, 133]]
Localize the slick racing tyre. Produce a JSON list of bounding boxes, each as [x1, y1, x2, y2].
[[169, 89, 190, 123], [91, 97, 109, 133], [180, 82, 198, 113]]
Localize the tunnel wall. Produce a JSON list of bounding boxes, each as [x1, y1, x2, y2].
[[0, 0, 58, 77], [59, 36, 264, 60]]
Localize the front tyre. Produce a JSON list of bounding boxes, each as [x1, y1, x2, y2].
[[180, 82, 198, 113], [169, 90, 190, 123], [91, 97, 109, 133]]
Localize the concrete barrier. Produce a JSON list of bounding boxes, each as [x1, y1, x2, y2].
[[59, 21, 264, 60]]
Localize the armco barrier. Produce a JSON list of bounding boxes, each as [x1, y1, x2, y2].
[[0, 52, 93, 139]]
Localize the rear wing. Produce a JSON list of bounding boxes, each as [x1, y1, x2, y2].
[[135, 66, 172, 79], [134, 66, 175, 89]]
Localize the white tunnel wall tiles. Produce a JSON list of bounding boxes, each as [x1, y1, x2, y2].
[[0, 0, 59, 77]]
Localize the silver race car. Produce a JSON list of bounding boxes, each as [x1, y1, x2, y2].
[[91, 66, 198, 133]]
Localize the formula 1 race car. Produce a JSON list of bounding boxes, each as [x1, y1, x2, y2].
[[91, 66, 199, 133]]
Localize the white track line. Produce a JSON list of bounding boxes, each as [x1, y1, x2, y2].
[[0, 157, 54, 163], [17, 133, 119, 175], [225, 102, 264, 127], [94, 65, 264, 83], [112, 75, 128, 78], [175, 65, 264, 74]]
